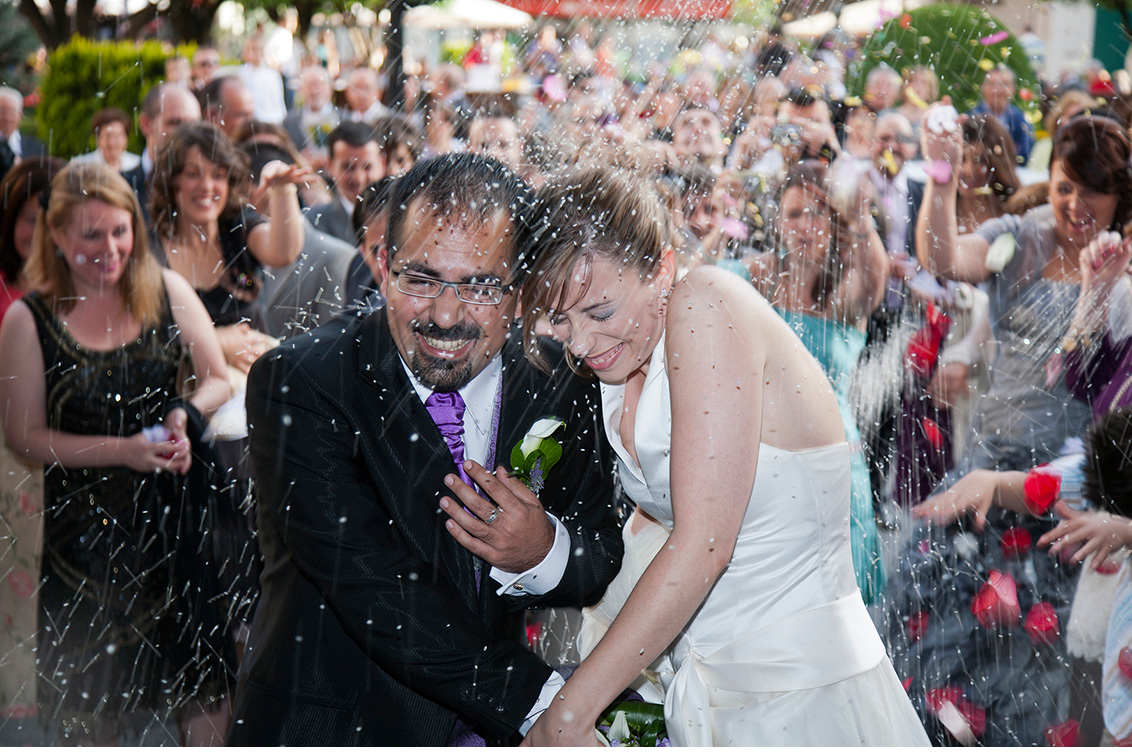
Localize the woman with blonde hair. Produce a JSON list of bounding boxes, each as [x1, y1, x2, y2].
[[0, 162, 234, 744]]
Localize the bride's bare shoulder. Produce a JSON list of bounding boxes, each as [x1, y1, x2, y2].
[[668, 267, 774, 329], [665, 267, 777, 362]]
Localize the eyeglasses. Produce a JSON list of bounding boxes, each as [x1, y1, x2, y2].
[[392, 270, 513, 305]]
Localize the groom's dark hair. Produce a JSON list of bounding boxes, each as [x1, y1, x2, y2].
[[385, 153, 537, 280]]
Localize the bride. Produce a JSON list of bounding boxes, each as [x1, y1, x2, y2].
[[518, 166, 928, 746]]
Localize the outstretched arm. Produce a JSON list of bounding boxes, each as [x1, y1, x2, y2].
[[829, 175, 889, 324], [912, 468, 1028, 531], [523, 268, 763, 746], [1038, 500, 1132, 569], [915, 104, 992, 284]]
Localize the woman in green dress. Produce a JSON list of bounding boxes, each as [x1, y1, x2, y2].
[[750, 160, 891, 604]]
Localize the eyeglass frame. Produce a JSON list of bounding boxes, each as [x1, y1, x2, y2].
[[390, 268, 517, 306]]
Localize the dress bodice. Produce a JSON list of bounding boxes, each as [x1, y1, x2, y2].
[[599, 330, 861, 646], [591, 332, 927, 747]]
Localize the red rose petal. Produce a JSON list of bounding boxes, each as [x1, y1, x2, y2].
[[922, 418, 944, 451], [1097, 558, 1122, 575], [525, 621, 542, 650], [1024, 466, 1061, 516], [971, 570, 1022, 629], [901, 676, 914, 692], [1024, 602, 1060, 645], [907, 611, 929, 642], [1045, 719, 1080, 747], [1119, 647, 1132, 681], [899, 13, 912, 28], [925, 686, 964, 712], [957, 700, 987, 739], [1000, 527, 1032, 559]]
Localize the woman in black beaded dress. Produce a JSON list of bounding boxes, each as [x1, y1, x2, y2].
[[0, 162, 233, 744]]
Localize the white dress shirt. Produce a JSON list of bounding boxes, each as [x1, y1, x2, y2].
[[401, 354, 570, 596], [402, 352, 570, 734]]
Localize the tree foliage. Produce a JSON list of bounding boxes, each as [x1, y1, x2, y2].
[[849, 3, 1039, 116], [37, 38, 192, 158]]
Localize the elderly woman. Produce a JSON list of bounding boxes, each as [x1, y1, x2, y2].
[[71, 107, 140, 172]]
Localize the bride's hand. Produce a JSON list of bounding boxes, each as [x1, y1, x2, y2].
[[521, 701, 602, 747]]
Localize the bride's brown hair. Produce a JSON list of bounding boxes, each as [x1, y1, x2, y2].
[[520, 165, 673, 375]]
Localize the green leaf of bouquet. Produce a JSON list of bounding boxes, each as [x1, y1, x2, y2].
[[643, 717, 664, 747], [539, 439, 563, 471], [599, 701, 665, 730], [510, 443, 527, 473]]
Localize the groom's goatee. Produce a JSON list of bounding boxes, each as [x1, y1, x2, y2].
[[410, 320, 482, 391]]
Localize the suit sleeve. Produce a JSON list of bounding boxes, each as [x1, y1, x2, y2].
[[246, 351, 551, 738]]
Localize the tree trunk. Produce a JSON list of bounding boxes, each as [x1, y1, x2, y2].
[[385, 0, 405, 112], [75, 0, 98, 38], [166, 1, 220, 45], [294, 0, 317, 41], [17, 0, 62, 48], [121, 3, 161, 41]]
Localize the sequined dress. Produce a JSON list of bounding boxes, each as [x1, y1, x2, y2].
[[25, 292, 230, 731]]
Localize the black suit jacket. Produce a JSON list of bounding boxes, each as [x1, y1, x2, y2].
[[228, 308, 623, 746], [122, 163, 150, 224], [308, 200, 355, 245]]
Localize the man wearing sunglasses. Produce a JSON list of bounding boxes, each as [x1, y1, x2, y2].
[[230, 153, 623, 746]]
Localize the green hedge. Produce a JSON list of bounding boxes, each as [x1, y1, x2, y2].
[[38, 38, 194, 159], [849, 4, 1039, 118]]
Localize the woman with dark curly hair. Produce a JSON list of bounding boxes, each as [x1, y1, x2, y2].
[[918, 113, 1132, 474], [956, 114, 1021, 233], [149, 121, 305, 374], [0, 157, 65, 325]]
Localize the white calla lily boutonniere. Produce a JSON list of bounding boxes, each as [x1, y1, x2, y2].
[[510, 417, 566, 494]]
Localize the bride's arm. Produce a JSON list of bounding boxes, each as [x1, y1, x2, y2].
[[523, 267, 764, 746]]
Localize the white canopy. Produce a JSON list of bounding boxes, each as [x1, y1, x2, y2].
[[406, 0, 534, 30]]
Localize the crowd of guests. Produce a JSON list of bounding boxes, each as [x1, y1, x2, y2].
[[1, 17, 1132, 746]]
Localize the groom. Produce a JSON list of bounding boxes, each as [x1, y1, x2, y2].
[[227, 154, 624, 746]]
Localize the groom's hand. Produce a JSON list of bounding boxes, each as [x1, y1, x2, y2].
[[441, 461, 555, 573]]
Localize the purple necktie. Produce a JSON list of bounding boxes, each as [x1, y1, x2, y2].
[[429, 392, 488, 747], [425, 391, 476, 490]]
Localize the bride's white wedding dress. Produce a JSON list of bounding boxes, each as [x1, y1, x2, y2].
[[578, 332, 928, 746]]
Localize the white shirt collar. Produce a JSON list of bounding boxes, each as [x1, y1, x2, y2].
[[8, 131, 20, 157], [402, 351, 504, 465], [339, 194, 356, 217]]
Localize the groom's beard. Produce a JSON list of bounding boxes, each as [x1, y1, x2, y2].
[[410, 320, 482, 392]]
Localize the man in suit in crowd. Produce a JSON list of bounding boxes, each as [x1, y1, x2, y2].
[[228, 153, 624, 746], [121, 83, 201, 220], [0, 87, 45, 179], [198, 75, 256, 141], [282, 65, 340, 172], [307, 121, 384, 244], [343, 66, 390, 124]]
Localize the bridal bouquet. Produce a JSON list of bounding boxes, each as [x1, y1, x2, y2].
[[596, 701, 669, 747]]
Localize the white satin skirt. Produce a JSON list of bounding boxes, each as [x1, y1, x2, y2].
[[580, 511, 929, 747]]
